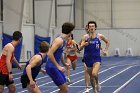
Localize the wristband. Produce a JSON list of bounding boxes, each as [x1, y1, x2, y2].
[[9, 72, 12, 74]]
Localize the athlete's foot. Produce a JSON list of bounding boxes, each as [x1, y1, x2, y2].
[[96, 84, 101, 92], [85, 88, 89, 93], [94, 89, 98, 93], [66, 78, 71, 84]]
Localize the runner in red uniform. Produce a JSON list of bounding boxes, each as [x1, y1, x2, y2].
[[65, 34, 78, 83], [0, 31, 22, 93]]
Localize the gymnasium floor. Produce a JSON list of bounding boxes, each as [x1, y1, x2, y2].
[[4, 56, 140, 93]]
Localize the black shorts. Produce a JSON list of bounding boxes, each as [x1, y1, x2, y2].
[[20, 74, 30, 88], [0, 73, 14, 86]]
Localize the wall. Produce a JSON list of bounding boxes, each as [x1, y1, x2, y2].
[[21, 24, 34, 62], [34, 0, 55, 37], [3, 0, 24, 34], [56, 0, 74, 27], [75, 0, 140, 28], [98, 29, 140, 56], [0, 21, 2, 53]]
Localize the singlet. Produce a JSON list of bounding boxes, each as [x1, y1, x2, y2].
[[45, 35, 66, 68], [23, 53, 43, 79], [66, 40, 76, 55], [84, 34, 101, 57], [0, 43, 14, 74]]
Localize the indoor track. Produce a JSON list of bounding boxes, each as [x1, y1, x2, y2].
[[4, 57, 140, 93]]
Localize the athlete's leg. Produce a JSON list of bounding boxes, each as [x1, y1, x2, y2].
[[7, 84, 16, 93], [0, 85, 4, 93], [87, 67, 96, 93], [27, 84, 41, 93], [71, 59, 77, 70], [92, 62, 101, 92], [66, 57, 71, 82], [84, 63, 89, 88], [90, 62, 100, 93], [84, 63, 89, 92], [58, 83, 68, 93]]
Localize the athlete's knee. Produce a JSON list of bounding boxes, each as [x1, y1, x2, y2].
[[59, 84, 68, 93], [9, 87, 16, 93], [8, 84, 16, 93], [0, 87, 4, 93], [60, 87, 68, 93], [92, 72, 98, 78], [0, 90, 3, 93], [64, 87, 68, 92], [67, 65, 70, 69]]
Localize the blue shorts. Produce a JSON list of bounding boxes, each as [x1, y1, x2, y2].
[[84, 56, 101, 67], [46, 67, 66, 86]]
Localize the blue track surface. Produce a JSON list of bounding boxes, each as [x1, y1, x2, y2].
[[3, 57, 140, 93]]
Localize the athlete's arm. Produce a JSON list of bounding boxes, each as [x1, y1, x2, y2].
[[79, 35, 89, 51], [13, 57, 22, 70], [99, 34, 109, 56], [47, 38, 65, 72], [6, 45, 14, 74], [99, 34, 109, 51], [26, 55, 42, 82]]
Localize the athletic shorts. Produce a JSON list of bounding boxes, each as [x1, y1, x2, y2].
[[20, 74, 35, 88], [0, 72, 14, 86], [84, 56, 101, 67], [20, 74, 30, 88], [46, 67, 66, 86], [67, 54, 78, 62]]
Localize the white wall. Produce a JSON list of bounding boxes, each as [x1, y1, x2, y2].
[[113, 0, 140, 28], [35, 0, 54, 37], [22, 0, 33, 24], [21, 24, 34, 62], [3, 0, 24, 34], [75, 0, 140, 28], [84, 0, 111, 28], [56, 0, 74, 27], [106, 29, 140, 56], [0, 22, 2, 53]]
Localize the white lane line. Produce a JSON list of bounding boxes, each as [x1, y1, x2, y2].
[[82, 66, 133, 93], [113, 71, 140, 93], [41, 85, 121, 88]]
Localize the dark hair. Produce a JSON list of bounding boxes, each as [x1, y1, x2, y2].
[[88, 21, 97, 28], [71, 34, 74, 40], [12, 31, 22, 41], [62, 22, 75, 34], [39, 41, 50, 53]]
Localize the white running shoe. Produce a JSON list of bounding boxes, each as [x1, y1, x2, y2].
[[85, 88, 89, 93], [96, 84, 101, 92], [66, 78, 70, 84]]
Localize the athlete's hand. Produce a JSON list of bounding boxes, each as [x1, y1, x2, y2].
[[9, 74, 13, 81], [102, 49, 108, 56], [58, 65, 65, 73], [18, 64, 22, 70], [81, 42, 89, 47], [85, 42, 89, 46], [30, 80, 36, 88], [65, 63, 70, 67]]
